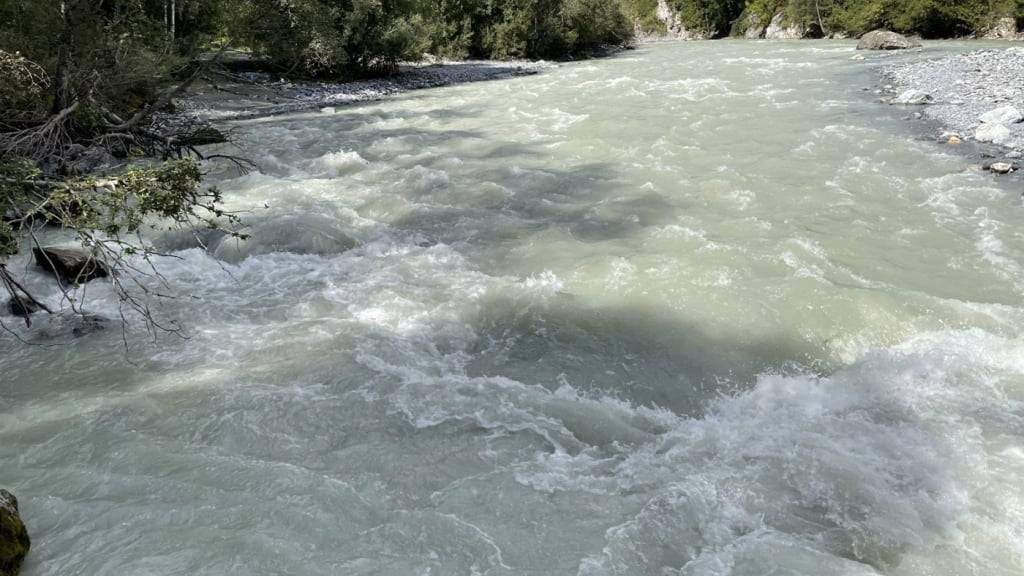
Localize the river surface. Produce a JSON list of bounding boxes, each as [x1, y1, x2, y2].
[[3, 41, 1024, 575]]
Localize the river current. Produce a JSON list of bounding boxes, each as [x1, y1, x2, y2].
[[2, 41, 1024, 575]]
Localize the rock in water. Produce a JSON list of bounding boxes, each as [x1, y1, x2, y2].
[[33, 246, 110, 284], [975, 123, 1013, 146], [979, 106, 1023, 125], [989, 162, 1014, 174], [857, 30, 921, 50], [892, 89, 932, 105], [3, 298, 42, 318], [0, 490, 29, 576]]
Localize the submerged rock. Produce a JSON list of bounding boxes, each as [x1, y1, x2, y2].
[[857, 30, 921, 50], [2, 298, 42, 318], [30, 313, 110, 340], [33, 246, 110, 284], [989, 162, 1015, 174], [0, 490, 29, 576]]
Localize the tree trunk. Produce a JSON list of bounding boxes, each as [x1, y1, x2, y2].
[[170, 0, 176, 42], [51, 1, 72, 114]]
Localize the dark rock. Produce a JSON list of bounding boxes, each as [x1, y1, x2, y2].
[[33, 246, 111, 284], [63, 146, 117, 176], [857, 30, 921, 50], [31, 313, 110, 340], [3, 298, 42, 318], [0, 489, 30, 576]]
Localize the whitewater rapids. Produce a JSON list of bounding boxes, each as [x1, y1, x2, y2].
[[2, 41, 1023, 575]]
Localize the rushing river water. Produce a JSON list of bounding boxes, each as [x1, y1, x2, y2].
[[3, 40, 1024, 575]]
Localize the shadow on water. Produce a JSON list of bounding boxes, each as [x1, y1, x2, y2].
[[461, 293, 825, 417]]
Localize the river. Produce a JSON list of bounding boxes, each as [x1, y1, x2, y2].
[[2, 40, 1023, 575]]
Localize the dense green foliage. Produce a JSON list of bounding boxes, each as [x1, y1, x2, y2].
[[671, 0, 1024, 38]]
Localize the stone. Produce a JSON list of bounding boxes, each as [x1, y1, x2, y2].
[[0, 489, 30, 576], [947, 135, 963, 145], [32, 246, 111, 284], [984, 17, 1022, 40], [979, 105, 1023, 125], [857, 30, 922, 50], [656, 0, 713, 40], [765, 12, 807, 40], [892, 89, 932, 105], [975, 123, 1013, 146], [3, 298, 42, 318], [736, 10, 765, 39], [31, 313, 110, 340], [63, 146, 117, 176], [989, 162, 1015, 174]]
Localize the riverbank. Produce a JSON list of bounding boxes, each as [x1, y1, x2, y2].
[[161, 60, 552, 126], [881, 47, 1024, 166]]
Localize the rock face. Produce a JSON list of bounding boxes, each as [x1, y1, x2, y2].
[[857, 30, 921, 50], [33, 246, 110, 284], [656, 0, 713, 40], [0, 490, 29, 576], [984, 17, 1022, 40], [736, 10, 766, 39], [764, 12, 806, 40]]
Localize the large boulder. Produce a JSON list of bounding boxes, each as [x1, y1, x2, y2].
[[0, 490, 29, 576], [975, 123, 1013, 146], [63, 146, 117, 176], [656, 0, 713, 40], [857, 30, 921, 50], [33, 246, 110, 284], [979, 105, 1023, 125], [984, 17, 1022, 40], [3, 297, 42, 318], [764, 12, 806, 40]]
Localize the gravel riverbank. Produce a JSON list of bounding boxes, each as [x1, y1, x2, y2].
[[166, 60, 551, 125], [881, 47, 1024, 161]]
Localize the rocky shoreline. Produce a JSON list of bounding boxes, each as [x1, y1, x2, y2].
[[881, 47, 1024, 173], [161, 60, 552, 126]]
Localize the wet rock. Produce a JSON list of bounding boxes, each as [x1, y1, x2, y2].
[[946, 135, 963, 145], [33, 246, 111, 284], [3, 298, 42, 318], [31, 313, 110, 340], [857, 30, 921, 50], [989, 162, 1015, 174], [63, 146, 117, 176], [979, 105, 1023, 125], [0, 489, 30, 576], [764, 12, 806, 40], [892, 89, 932, 105], [975, 123, 1013, 145]]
